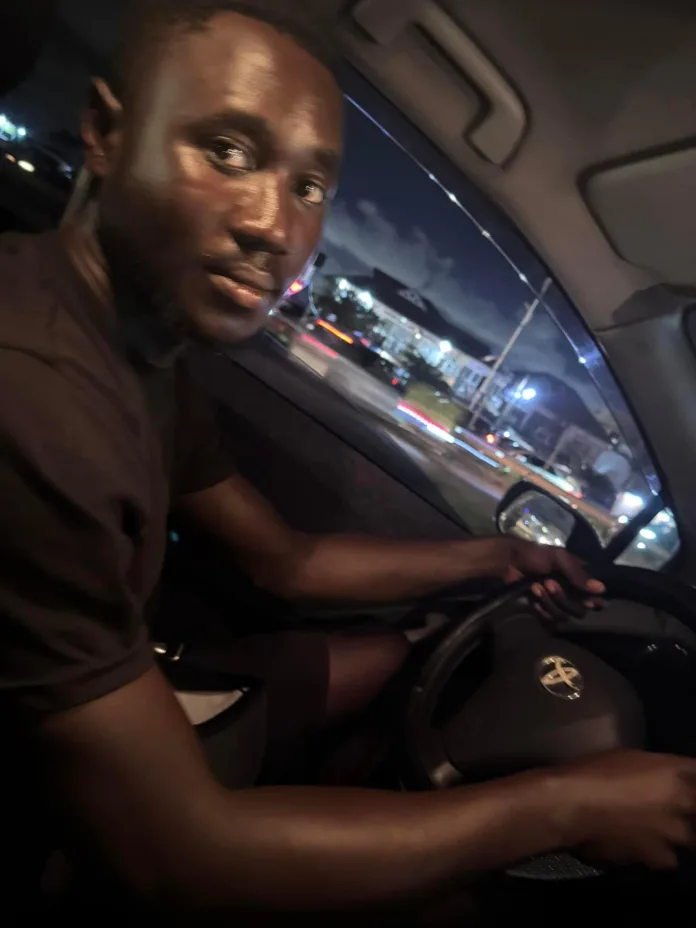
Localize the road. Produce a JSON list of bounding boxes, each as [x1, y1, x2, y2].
[[277, 323, 622, 541]]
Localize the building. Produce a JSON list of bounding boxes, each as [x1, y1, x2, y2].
[[315, 268, 492, 385]]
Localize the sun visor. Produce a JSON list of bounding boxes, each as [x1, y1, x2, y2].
[[585, 145, 696, 287]]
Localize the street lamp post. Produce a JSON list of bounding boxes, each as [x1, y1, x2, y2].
[[467, 277, 553, 431]]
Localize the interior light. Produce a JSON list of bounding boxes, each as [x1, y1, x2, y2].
[[5, 154, 15, 163], [18, 160, 35, 173], [637, 542, 647, 550], [519, 274, 528, 283], [288, 280, 303, 295], [640, 528, 657, 541], [439, 340, 453, 353], [337, 278, 349, 291], [482, 230, 492, 239], [618, 515, 629, 525], [447, 192, 458, 203], [578, 357, 587, 365], [521, 387, 537, 401], [17, 127, 26, 138]]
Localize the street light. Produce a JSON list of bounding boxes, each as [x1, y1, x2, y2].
[[358, 290, 374, 310]]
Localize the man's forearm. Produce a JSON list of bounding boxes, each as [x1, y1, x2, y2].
[[45, 670, 578, 917], [157, 771, 570, 914], [178, 479, 509, 605], [282, 535, 508, 604]]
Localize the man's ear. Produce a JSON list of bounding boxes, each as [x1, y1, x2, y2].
[[82, 78, 123, 179]]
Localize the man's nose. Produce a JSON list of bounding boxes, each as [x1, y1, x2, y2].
[[229, 172, 291, 256]]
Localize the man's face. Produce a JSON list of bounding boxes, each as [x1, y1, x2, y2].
[[94, 13, 343, 344]]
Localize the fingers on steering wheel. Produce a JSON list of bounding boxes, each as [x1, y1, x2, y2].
[[556, 551, 606, 596], [538, 579, 587, 620]]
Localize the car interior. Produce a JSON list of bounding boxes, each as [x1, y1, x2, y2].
[[4, 0, 696, 918]]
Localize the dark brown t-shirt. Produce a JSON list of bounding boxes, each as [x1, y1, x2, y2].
[[0, 231, 235, 717]]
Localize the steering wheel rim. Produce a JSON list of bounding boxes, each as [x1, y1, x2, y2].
[[402, 566, 696, 880]]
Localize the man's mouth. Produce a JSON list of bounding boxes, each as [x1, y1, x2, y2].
[[204, 262, 279, 314]]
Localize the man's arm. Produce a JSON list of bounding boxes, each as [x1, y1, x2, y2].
[[41, 668, 564, 912], [38, 668, 696, 915], [177, 476, 602, 605]]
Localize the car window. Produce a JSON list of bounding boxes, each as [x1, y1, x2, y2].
[[616, 509, 680, 570], [263, 90, 677, 569]]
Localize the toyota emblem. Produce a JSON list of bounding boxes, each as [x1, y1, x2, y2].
[[538, 655, 584, 701]]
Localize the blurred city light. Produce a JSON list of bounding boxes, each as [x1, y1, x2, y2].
[[358, 290, 374, 310], [18, 160, 35, 173]]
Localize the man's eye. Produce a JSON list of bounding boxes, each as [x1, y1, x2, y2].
[[296, 179, 327, 206], [208, 141, 254, 172]]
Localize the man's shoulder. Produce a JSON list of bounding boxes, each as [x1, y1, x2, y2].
[[0, 231, 102, 364], [0, 232, 56, 351]]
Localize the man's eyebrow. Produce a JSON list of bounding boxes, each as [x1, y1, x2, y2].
[[313, 148, 342, 179], [198, 110, 274, 147]]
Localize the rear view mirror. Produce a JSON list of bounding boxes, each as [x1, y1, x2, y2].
[[496, 481, 605, 563]]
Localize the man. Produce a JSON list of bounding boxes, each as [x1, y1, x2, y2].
[[1, 0, 696, 918]]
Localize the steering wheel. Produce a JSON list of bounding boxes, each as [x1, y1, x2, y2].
[[403, 566, 696, 881]]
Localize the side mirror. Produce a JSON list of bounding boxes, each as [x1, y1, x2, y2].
[[496, 481, 606, 563]]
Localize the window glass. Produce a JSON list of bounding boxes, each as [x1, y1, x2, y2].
[[268, 96, 672, 562], [616, 509, 680, 570]]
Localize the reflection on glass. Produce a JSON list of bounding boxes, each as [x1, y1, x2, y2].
[[498, 491, 575, 548], [616, 509, 680, 571]]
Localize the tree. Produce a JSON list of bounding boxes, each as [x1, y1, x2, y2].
[[315, 290, 379, 339], [402, 346, 451, 394]]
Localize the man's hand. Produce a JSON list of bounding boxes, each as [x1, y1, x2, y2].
[[180, 477, 606, 610], [491, 537, 605, 620], [556, 751, 696, 869]]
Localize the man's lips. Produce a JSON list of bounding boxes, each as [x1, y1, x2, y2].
[[204, 262, 279, 313]]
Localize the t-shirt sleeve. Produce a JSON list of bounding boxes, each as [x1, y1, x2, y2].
[[0, 352, 153, 717], [172, 362, 236, 497]]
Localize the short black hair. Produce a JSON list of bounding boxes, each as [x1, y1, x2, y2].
[[114, 0, 341, 100]]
